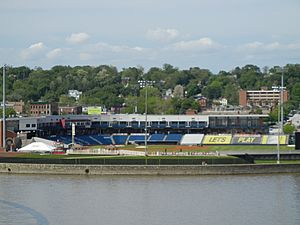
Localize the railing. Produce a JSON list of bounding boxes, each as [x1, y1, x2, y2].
[[67, 148, 146, 156], [66, 149, 220, 157]]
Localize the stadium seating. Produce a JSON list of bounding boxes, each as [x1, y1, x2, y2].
[[165, 134, 183, 144], [128, 134, 148, 144], [90, 135, 113, 145], [148, 134, 165, 142], [46, 133, 290, 147], [180, 134, 204, 145], [75, 135, 99, 145], [112, 134, 128, 145], [55, 136, 72, 144], [147, 134, 165, 144]]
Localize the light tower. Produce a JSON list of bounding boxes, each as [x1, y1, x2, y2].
[[272, 67, 285, 164], [2, 65, 6, 151]]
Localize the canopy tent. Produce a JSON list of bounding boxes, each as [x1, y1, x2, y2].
[[18, 142, 55, 153], [32, 137, 57, 147]]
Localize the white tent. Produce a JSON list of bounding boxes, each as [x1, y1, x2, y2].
[[32, 137, 57, 147], [18, 142, 55, 153]]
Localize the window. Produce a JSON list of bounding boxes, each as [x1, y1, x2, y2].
[[26, 124, 30, 128], [32, 124, 36, 128]]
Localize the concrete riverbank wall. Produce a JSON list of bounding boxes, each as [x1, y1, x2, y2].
[[1, 163, 300, 175]]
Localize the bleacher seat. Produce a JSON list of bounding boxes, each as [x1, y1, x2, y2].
[[165, 134, 183, 144], [148, 134, 165, 143], [90, 135, 113, 145], [128, 134, 148, 142], [112, 134, 128, 145], [76, 135, 99, 145], [56, 136, 72, 144]]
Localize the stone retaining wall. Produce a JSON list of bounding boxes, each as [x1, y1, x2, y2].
[[1, 163, 300, 175]]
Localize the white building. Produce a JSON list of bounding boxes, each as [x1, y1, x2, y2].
[[288, 113, 300, 130], [68, 90, 82, 101]]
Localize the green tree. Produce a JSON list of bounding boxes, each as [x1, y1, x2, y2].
[[59, 95, 76, 106], [223, 83, 239, 105], [203, 80, 222, 99], [185, 81, 201, 97], [0, 107, 16, 117], [269, 105, 279, 122], [283, 123, 296, 134]]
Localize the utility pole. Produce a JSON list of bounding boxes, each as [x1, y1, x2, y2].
[[138, 80, 155, 156], [72, 123, 75, 147], [272, 67, 285, 164], [2, 65, 6, 151], [145, 84, 148, 156], [281, 69, 284, 143], [277, 101, 280, 164]]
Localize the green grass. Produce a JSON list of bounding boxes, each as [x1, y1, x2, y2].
[[111, 144, 294, 152], [255, 160, 300, 164]]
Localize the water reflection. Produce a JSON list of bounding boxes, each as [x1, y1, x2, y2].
[[0, 199, 49, 225], [0, 174, 299, 225]]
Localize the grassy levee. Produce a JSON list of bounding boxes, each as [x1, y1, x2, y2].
[[0, 154, 249, 165]]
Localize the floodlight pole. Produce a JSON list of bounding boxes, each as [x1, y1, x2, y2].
[[281, 69, 284, 142], [2, 65, 6, 151], [72, 123, 75, 147], [277, 69, 284, 164], [277, 100, 280, 164], [145, 84, 148, 156]]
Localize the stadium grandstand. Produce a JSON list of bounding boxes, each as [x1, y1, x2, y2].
[[2, 113, 281, 149]]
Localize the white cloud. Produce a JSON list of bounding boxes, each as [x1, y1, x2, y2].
[[171, 37, 220, 51], [242, 41, 263, 50], [94, 42, 146, 53], [147, 28, 179, 42], [265, 42, 280, 50], [239, 41, 281, 52], [238, 41, 300, 52], [20, 42, 46, 60], [66, 32, 90, 44], [79, 52, 92, 61], [287, 42, 300, 50], [46, 48, 62, 59]]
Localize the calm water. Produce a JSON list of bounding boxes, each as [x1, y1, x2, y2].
[[0, 173, 300, 225]]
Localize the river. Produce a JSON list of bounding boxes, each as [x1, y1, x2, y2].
[[0, 173, 300, 225]]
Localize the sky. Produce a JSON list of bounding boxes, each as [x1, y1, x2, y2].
[[1, 0, 300, 72]]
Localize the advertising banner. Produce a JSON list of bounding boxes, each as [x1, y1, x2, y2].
[[203, 135, 232, 145], [261, 135, 287, 145], [232, 135, 262, 145], [87, 107, 102, 115]]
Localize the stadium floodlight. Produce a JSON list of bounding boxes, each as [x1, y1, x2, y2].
[[138, 80, 155, 156], [272, 68, 285, 164], [2, 65, 6, 150]]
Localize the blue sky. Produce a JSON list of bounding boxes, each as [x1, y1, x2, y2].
[[1, 0, 300, 72]]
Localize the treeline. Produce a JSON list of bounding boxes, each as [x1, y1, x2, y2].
[[0, 64, 300, 115]]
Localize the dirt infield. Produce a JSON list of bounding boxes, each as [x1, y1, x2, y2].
[[174, 145, 209, 150]]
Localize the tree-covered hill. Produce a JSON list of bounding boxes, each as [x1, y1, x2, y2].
[[1, 64, 299, 115]]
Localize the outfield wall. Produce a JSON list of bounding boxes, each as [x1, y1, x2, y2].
[[183, 134, 289, 145], [202, 135, 232, 145]]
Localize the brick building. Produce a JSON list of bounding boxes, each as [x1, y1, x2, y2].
[[59, 106, 82, 115], [239, 88, 288, 109], [30, 102, 58, 116]]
